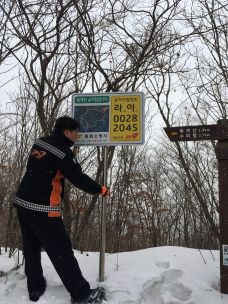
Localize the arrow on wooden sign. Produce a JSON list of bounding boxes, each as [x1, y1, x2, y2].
[[164, 123, 228, 142]]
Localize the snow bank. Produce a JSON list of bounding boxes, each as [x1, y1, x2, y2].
[[0, 246, 227, 304]]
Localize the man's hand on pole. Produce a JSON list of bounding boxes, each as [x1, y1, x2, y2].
[[100, 186, 110, 197]]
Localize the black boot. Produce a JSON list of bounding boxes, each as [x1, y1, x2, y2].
[[71, 287, 106, 304], [29, 289, 45, 302]]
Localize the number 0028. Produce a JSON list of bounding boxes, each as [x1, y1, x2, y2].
[[114, 114, 137, 122], [113, 124, 137, 132]]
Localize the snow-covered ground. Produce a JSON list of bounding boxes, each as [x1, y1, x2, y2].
[[0, 246, 227, 304]]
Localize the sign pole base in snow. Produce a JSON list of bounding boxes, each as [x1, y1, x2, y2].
[[99, 146, 108, 282], [164, 119, 228, 294]]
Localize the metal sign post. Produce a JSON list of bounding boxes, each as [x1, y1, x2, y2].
[[99, 146, 108, 282], [164, 119, 228, 294]]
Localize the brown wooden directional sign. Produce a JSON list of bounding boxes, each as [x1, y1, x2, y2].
[[164, 123, 228, 142], [164, 119, 228, 295]]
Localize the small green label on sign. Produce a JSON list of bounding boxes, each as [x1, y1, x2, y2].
[[75, 96, 109, 103]]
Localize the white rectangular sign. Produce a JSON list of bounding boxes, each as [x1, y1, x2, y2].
[[223, 245, 228, 266], [71, 92, 145, 146]]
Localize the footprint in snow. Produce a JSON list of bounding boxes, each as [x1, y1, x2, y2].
[[2, 281, 16, 298], [155, 261, 170, 269], [122, 269, 194, 304], [140, 270, 194, 304]]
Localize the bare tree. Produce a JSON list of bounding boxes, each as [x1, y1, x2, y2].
[[1, 0, 95, 134], [141, 0, 228, 247], [0, 93, 39, 255], [2, 0, 202, 252], [181, 0, 228, 121], [0, 0, 23, 65]]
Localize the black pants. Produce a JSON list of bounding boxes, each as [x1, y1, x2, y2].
[[17, 207, 90, 301]]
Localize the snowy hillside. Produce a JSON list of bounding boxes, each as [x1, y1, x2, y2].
[[0, 246, 227, 304]]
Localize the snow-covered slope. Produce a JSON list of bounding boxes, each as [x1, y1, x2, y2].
[[0, 246, 227, 304]]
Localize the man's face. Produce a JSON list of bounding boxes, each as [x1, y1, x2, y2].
[[63, 129, 78, 142]]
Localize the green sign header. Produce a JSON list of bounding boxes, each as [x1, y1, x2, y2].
[[75, 96, 109, 103]]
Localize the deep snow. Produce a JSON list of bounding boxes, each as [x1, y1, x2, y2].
[[0, 246, 227, 304]]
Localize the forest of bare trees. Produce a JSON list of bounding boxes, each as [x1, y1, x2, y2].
[[0, 0, 227, 257]]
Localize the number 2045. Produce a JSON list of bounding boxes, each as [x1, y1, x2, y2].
[[113, 123, 137, 132]]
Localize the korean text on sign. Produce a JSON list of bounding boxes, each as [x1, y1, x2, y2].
[[110, 95, 141, 141]]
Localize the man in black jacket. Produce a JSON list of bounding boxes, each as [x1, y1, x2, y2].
[[14, 116, 109, 303]]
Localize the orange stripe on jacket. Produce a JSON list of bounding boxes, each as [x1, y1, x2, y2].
[[49, 170, 64, 217]]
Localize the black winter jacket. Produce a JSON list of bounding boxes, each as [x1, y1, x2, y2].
[[14, 131, 102, 217]]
